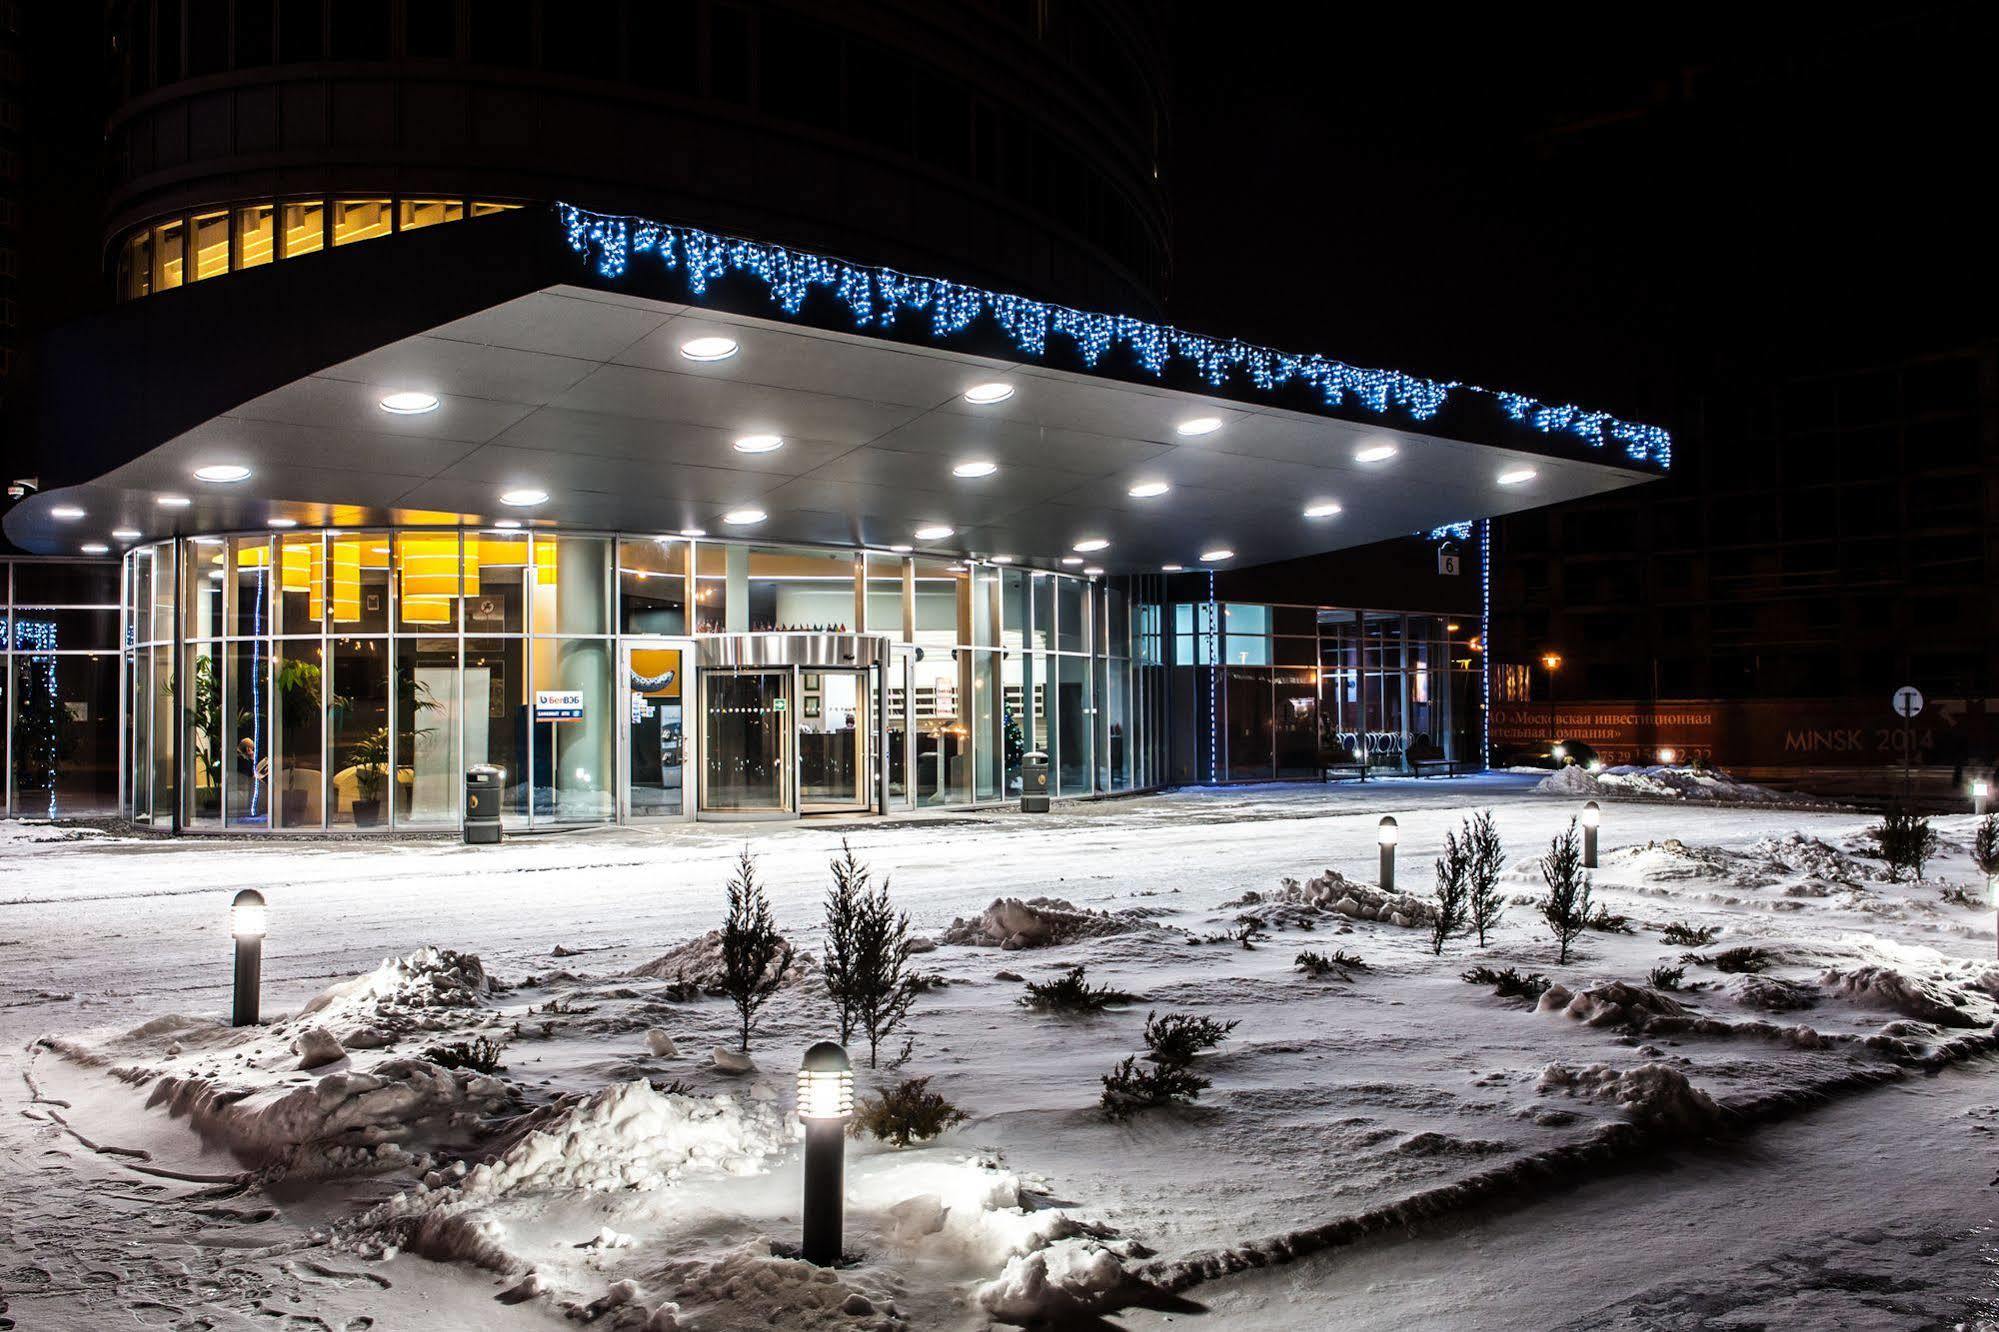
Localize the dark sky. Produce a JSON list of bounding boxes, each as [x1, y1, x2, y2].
[[1164, 2, 1999, 428]]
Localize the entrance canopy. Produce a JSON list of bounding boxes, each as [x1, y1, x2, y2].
[[7, 206, 1668, 572]]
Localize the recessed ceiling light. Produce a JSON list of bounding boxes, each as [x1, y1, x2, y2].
[[722, 507, 767, 525], [207, 569, 224, 581], [1353, 442, 1399, 463], [50, 505, 86, 520], [1303, 501, 1343, 518], [913, 524, 954, 541], [1083, 566, 1105, 576], [79, 542, 110, 555], [952, 459, 998, 478], [679, 528, 707, 538], [379, 390, 439, 415], [267, 518, 297, 528], [1497, 466, 1537, 485], [194, 464, 251, 483], [679, 335, 739, 362], [888, 544, 913, 553], [499, 487, 548, 506], [1200, 547, 1235, 562], [1127, 481, 1170, 498], [493, 519, 523, 529], [989, 554, 1015, 564], [1061, 557, 1084, 566], [733, 433, 784, 454], [1161, 563, 1184, 572], [962, 381, 1014, 405], [1175, 416, 1223, 437], [111, 528, 141, 540], [156, 494, 191, 507], [1072, 537, 1109, 552], [192, 535, 225, 545]]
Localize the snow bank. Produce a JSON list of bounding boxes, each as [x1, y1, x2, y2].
[[938, 897, 1138, 948], [1534, 764, 1818, 805], [1733, 975, 1819, 1012], [978, 1240, 1128, 1321], [1749, 833, 1864, 885], [1820, 965, 1987, 1028], [1270, 870, 1436, 928], [1536, 1062, 1723, 1133], [1538, 980, 1689, 1030], [627, 929, 814, 991], [297, 945, 493, 1046]]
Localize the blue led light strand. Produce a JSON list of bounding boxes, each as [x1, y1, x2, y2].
[[1480, 518, 1492, 772], [555, 203, 1671, 468]]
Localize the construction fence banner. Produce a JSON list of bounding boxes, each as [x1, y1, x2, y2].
[[1491, 697, 1998, 769]]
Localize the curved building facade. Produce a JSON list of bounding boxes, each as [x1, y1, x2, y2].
[[100, 0, 1170, 312]]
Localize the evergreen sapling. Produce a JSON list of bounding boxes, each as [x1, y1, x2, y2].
[[1466, 809, 1507, 946], [719, 848, 792, 1053], [1539, 818, 1594, 964]]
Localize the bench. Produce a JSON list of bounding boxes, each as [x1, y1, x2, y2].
[[1320, 761, 1369, 783], [1411, 757, 1462, 779]]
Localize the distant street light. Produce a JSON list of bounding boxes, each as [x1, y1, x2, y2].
[[798, 1041, 855, 1266], [1378, 815, 1399, 892], [1975, 778, 1991, 817], [1657, 747, 1678, 766], [1581, 800, 1601, 868], [230, 889, 266, 1027], [1541, 652, 1563, 753]]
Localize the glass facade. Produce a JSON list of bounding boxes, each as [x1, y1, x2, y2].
[[2, 559, 123, 818], [119, 530, 1134, 831]]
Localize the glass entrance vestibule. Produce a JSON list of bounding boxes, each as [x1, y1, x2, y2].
[[121, 529, 1137, 832]]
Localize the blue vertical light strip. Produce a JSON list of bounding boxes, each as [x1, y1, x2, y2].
[[250, 560, 266, 820], [1480, 518, 1492, 771], [1206, 571, 1220, 783]]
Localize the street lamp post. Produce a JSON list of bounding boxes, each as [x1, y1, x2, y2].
[[1541, 652, 1563, 757], [798, 1041, 855, 1266], [1975, 778, 1991, 817], [230, 889, 266, 1027], [1378, 815, 1398, 892], [1581, 800, 1600, 869]]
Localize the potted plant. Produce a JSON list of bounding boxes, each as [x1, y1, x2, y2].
[[275, 657, 343, 827], [350, 725, 390, 827]]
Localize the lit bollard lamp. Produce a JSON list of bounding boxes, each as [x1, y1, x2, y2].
[[1581, 800, 1601, 869], [1975, 778, 1991, 817], [798, 1041, 854, 1266], [1378, 815, 1398, 892], [230, 889, 267, 1027]]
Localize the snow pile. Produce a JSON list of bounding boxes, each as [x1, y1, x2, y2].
[[1732, 975, 1819, 1012], [1615, 838, 1738, 883], [634, 1243, 903, 1330], [978, 1240, 1128, 1321], [1538, 980, 1689, 1030], [1820, 965, 1987, 1028], [628, 930, 814, 991], [1536, 1062, 1723, 1134], [938, 897, 1139, 949], [1270, 870, 1436, 928], [1534, 764, 1815, 805], [297, 945, 493, 1046], [1748, 833, 1863, 885]]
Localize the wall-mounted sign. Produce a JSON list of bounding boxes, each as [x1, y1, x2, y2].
[[535, 689, 585, 722], [1437, 549, 1461, 576]]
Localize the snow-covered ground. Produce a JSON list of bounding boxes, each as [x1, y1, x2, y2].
[[3, 773, 1996, 1330]]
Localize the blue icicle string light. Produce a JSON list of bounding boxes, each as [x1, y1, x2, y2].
[[1427, 521, 1475, 542], [556, 203, 1672, 468]]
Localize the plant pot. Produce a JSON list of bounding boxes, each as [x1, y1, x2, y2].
[[281, 789, 309, 826], [353, 799, 383, 828]]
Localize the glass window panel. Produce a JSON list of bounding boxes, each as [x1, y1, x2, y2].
[[182, 641, 223, 825], [14, 607, 120, 649], [329, 638, 391, 828], [281, 199, 325, 258], [466, 532, 529, 633], [398, 197, 465, 230], [864, 553, 904, 638], [398, 637, 460, 825], [465, 637, 528, 823], [277, 532, 324, 634], [1055, 577, 1083, 651], [331, 197, 393, 246], [328, 533, 391, 632], [129, 647, 151, 819], [1057, 654, 1092, 793], [129, 550, 156, 645], [692, 543, 728, 634], [532, 636, 613, 821], [396, 530, 460, 630], [1272, 605, 1316, 636], [234, 203, 275, 269], [1092, 654, 1109, 791], [150, 641, 177, 821], [227, 638, 271, 827], [1031, 651, 1054, 764], [748, 546, 856, 632], [619, 537, 688, 634], [1107, 587, 1128, 656], [530, 535, 609, 635], [1225, 666, 1272, 781], [1001, 567, 1026, 650], [911, 558, 964, 648], [225, 536, 270, 636], [11, 652, 117, 818], [273, 640, 324, 828], [1030, 573, 1054, 651], [1225, 634, 1271, 666], [120, 230, 153, 299], [152, 219, 185, 290], [1274, 636, 1317, 666], [971, 567, 999, 648], [1000, 651, 1025, 794], [191, 209, 230, 281], [1107, 657, 1130, 790], [973, 649, 998, 800], [913, 649, 966, 805], [470, 200, 523, 216], [183, 544, 224, 638], [1274, 668, 1319, 778], [15, 561, 119, 604]]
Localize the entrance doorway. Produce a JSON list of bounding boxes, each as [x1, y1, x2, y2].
[[621, 640, 690, 820], [702, 669, 791, 815], [799, 668, 871, 812]]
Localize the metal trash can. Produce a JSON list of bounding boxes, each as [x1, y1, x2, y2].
[[1021, 751, 1050, 813], [465, 765, 504, 844]]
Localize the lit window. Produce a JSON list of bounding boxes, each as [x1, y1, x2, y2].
[[191, 210, 230, 281], [118, 231, 153, 301], [470, 201, 523, 217], [152, 219, 185, 290], [331, 198, 393, 246], [398, 197, 465, 231], [282, 200, 325, 258], [234, 204, 275, 269]]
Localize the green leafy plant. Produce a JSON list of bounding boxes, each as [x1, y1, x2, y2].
[[1586, 905, 1633, 934], [1295, 948, 1368, 978], [1142, 1011, 1238, 1065], [1539, 818, 1594, 964], [1461, 964, 1552, 1002], [1660, 920, 1718, 947], [1871, 806, 1941, 881], [1018, 966, 1138, 1013], [1970, 813, 1998, 886], [1466, 810, 1507, 946], [1430, 825, 1473, 956], [1648, 964, 1686, 991], [851, 1076, 969, 1146], [1100, 1056, 1209, 1121], [423, 1034, 507, 1073]]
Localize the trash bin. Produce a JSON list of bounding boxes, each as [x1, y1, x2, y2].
[[1021, 751, 1050, 813], [465, 765, 504, 844]]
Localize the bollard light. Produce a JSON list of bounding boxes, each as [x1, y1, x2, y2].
[[1587, 759, 1604, 774], [1657, 747, 1677, 766], [1378, 815, 1398, 892], [1975, 778, 1991, 817], [230, 889, 266, 1027], [798, 1041, 854, 1266], [1552, 743, 1568, 763], [1581, 800, 1601, 868]]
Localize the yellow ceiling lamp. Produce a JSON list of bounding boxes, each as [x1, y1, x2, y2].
[[280, 537, 324, 622], [398, 532, 471, 625]]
